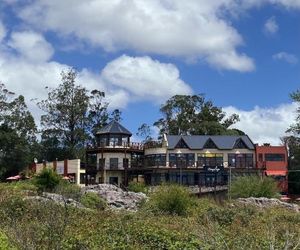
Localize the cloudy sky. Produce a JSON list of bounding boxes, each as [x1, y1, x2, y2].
[[1, 0, 300, 145]]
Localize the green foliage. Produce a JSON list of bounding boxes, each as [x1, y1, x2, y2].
[[147, 184, 194, 216], [153, 94, 242, 137], [127, 181, 148, 194], [0, 83, 37, 179], [80, 192, 106, 210], [54, 182, 82, 201], [1, 183, 300, 249], [288, 170, 300, 194], [230, 175, 279, 198], [33, 168, 62, 192]]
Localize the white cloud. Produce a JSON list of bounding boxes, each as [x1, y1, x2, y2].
[[101, 55, 192, 103], [264, 16, 279, 34], [0, 29, 192, 122], [16, 0, 254, 72], [224, 103, 298, 145], [272, 52, 298, 64], [8, 31, 54, 63]]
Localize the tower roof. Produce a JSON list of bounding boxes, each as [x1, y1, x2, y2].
[[96, 120, 132, 136]]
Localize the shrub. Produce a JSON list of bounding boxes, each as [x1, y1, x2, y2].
[[127, 181, 148, 193], [54, 182, 82, 201], [147, 184, 193, 216], [230, 175, 279, 199], [80, 192, 106, 210], [33, 168, 62, 192]]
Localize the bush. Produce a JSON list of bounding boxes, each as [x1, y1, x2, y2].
[[230, 175, 279, 199], [54, 182, 82, 201], [80, 192, 106, 210], [33, 168, 62, 192], [147, 184, 194, 216], [127, 181, 148, 193]]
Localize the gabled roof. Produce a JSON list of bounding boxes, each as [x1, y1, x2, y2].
[[96, 120, 132, 136], [167, 135, 255, 150]]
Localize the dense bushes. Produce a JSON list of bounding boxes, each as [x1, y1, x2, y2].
[[0, 182, 300, 249], [33, 168, 62, 192], [80, 192, 106, 210], [147, 184, 194, 215], [230, 175, 279, 199], [127, 181, 148, 193]]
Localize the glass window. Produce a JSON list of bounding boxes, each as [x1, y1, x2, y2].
[[144, 154, 166, 166], [110, 158, 119, 169], [169, 153, 195, 167], [265, 154, 285, 162], [228, 153, 254, 168], [197, 153, 223, 167]]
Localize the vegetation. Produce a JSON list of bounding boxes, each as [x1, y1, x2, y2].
[[147, 184, 195, 215], [127, 181, 148, 194], [230, 175, 279, 199], [80, 192, 106, 210], [152, 94, 244, 138], [33, 168, 62, 192], [0, 183, 300, 249]]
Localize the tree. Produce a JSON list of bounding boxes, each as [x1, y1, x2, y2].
[[285, 90, 300, 194], [38, 69, 110, 160], [153, 94, 242, 137], [136, 123, 153, 142], [0, 83, 37, 179]]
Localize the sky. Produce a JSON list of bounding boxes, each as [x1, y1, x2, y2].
[[0, 0, 300, 145]]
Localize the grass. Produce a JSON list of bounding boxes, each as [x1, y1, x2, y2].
[[0, 181, 299, 249]]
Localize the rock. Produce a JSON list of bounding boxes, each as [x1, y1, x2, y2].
[[82, 184, 148, 211], [26, 192, 86, 209], [237, 197, 300, 212]]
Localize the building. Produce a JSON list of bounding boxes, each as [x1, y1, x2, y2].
[[33, 159, 86, 186], [255, 143, 288, 193], [85, 120, 143, 186], [86, 121, 263, 187]]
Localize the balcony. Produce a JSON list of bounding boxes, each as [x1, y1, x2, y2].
[[87, 142, 144, 152], [144, 141, 163, 149]]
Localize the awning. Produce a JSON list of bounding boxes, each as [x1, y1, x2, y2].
[[265, 170, 287, 176], [6, 175, 21, 180]]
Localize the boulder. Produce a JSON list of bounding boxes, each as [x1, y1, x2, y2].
[[237, 197, 300, 212], [82, 184, 147, 211]]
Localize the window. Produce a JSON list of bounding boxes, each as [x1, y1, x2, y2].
[[203, 139, 217, 149], [169, 153, 195, 167], [144, 154, 166, 167], [258, 153, 263, 162], [197, 153, 223, 167], [265, 154, 285, 162], [110, 158, 119, 169], [233, 139, 248, 149], [228, 154, 254, 168], [175, 139, 189, 148], [98, 158, 105, 170]]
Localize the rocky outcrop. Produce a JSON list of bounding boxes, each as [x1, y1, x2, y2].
[[26, 192, 86, 209], [82, 184, 147, 211], [237, 197, 300, 212]]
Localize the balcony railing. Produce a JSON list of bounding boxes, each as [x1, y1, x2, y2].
[[87, 142, 144, 150], [144, 141, 163, 149]]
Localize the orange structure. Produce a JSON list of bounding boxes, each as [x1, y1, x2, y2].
[[255, 143, 288, 193]]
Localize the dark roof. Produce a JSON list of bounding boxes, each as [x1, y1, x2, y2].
[[167, 135, 255, 150], [96, 120, 132, 136]]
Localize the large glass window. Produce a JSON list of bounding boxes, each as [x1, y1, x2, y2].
[[144, 154, 166, 167], [265, 154, 285, 162], [110, 158, 119, 169], [228, 154, 254, 168], [197, 153, 223, 167], [169, 153, 195, 167]]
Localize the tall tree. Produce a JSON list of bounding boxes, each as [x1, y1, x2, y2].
[[0, 83, 37, 178], [38, 69, 110, 159], [153, 94, 241, 137]]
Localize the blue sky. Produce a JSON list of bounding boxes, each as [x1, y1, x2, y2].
[[0, 0, 300, 145]]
